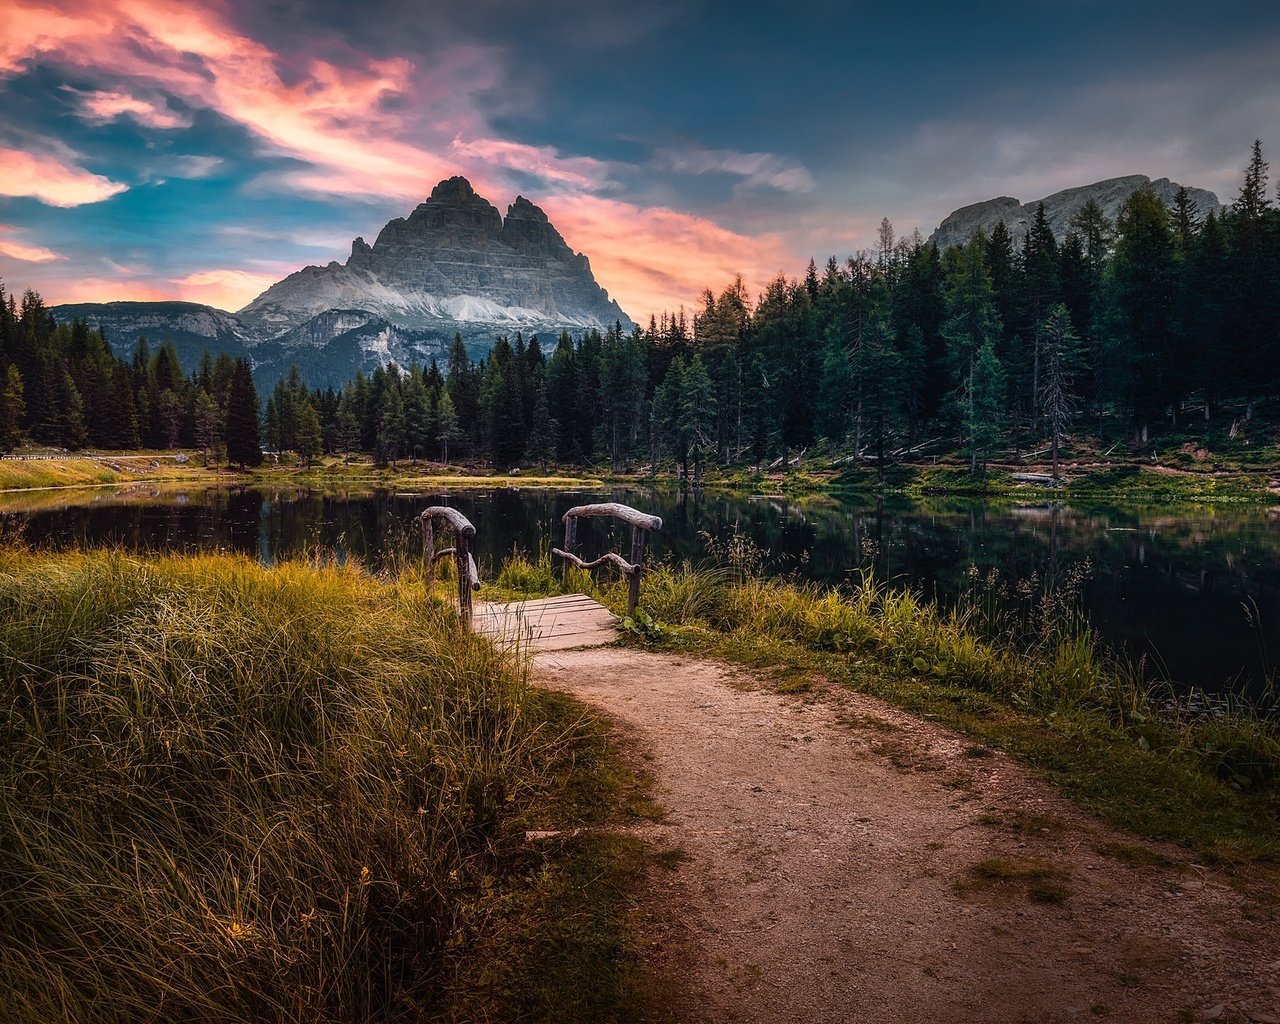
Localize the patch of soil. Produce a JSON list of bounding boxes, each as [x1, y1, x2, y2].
[[535, 648, 1280, 1024]]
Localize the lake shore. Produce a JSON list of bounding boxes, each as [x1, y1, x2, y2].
[[2, 445, 1277, 509]]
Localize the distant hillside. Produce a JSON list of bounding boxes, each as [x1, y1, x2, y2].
[[928, 175, 1222, 249]]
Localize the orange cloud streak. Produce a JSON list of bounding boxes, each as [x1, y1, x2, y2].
[[0, 226, 62, 263], [0, 147, 127, 207], [0, 0, 800, 316], [542, 195, 792, 319], [173, 269, 282, 310]]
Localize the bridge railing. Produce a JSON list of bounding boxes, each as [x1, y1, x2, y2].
[[420, 506, 481, 630], [552, 502, 662, 617]]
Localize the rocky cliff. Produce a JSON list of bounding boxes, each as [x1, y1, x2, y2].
[[51, 178, 633, 387], [240, 177, 631, 331], [928, 175, 1222, 250]]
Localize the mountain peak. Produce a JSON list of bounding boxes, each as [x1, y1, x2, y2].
[[506, 196, 549, 223], [239, 181, 630, 332], [429, 175, 477, 202]]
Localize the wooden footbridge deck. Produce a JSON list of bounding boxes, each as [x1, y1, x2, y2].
[[418, 501, 661, 654], [474, 593, 619, 651]]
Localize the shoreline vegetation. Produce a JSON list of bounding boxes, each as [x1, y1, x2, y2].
[[0, 442, 1276, 508]]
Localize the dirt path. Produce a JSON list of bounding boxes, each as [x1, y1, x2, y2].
[[535, 648, 1280, 1024]]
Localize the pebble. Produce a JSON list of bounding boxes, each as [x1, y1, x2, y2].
[[1204, 1005, 1226, 1020]]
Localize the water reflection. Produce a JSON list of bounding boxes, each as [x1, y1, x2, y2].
[[4, 485, 1277, 694]]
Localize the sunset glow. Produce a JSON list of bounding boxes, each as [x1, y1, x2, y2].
[[1, 0, 1277, 318]]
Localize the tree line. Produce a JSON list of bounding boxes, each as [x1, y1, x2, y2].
[[3, 141, 1277, 477]]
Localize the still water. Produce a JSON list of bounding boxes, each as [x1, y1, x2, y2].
[[6, 484, 1278, 694]]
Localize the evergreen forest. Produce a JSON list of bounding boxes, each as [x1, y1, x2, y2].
[[2, 142, 1278, 478]]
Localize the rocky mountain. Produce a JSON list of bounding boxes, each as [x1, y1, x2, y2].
[[928, 175, 1222, 250], [241, 176, 629, 330], [51, 178, 632, 388]]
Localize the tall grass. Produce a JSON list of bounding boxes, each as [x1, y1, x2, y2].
[[0, 548, 556, 1023]]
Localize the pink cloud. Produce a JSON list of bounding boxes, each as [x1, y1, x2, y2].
[[449, 137, 611, 192], [40, 276, 174, 304], [73, 87, 190, 129], [0, 226, 62, 263], [173, 269, 281, 309], [541, 195, 793, 319], [0, 0, 803, 314], [0, 147, 128, 207]]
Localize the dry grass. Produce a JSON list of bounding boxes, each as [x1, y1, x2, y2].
[[0, 548, 566, 1023]]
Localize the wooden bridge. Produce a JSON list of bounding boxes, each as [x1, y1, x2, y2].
[[419, 501, 662, 653]]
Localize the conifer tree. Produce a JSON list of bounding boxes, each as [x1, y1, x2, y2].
[[966, 341, 1006, 475], [1037, 305, 1083, 479], [225, 359, 262, 469], [295, 398, 322, 468]]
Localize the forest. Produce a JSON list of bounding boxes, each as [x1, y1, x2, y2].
[[1, 142, 1277, 477]]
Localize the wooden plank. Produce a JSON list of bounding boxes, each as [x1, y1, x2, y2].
[[474, 593, 619, 652]]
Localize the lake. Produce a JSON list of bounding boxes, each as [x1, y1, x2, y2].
[[5, 483, 1278, 695]]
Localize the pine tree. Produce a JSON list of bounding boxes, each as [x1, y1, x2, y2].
[[941, 235, 1002, 431], [1106, 184, 1177, 438], [1037, 305, 1083, 479], [193, 390, 221, 465], [0, 365, 24, 451], [295, 398, 322, 468], [966, 341, 1006, 474], [436, 391, 463, 464], [527, 378, 553, 471], [336, 396, 360, 463], [682, 354, 717, 483], [225, 359, 262, 469]]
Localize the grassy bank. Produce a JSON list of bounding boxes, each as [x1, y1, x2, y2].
[[0, 549, 665, 1023], [6, 444, 1276, 507], [490, 547, 1280, 863]]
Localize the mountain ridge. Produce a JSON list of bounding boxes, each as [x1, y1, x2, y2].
[[50, 178, 632, 387], [927, 174, 1222, 250]]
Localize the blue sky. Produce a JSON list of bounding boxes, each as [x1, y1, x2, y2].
[[1, 0, 1277, 318]]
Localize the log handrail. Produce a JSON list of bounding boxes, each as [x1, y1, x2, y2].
[[559, 502, 662, 532], [553, 502, 662, 616], [421, 506, 480, 630]]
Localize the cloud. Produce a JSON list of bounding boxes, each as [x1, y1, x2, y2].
[[32, 268, 282, 309], [0, 225, 62, 263], [0, 146, 128, 206], [541, 194, 792, 318], [70, 87, 191, 129], [448, 137, 611, 192], [0, 0, 803, 313], [654, 146, 815, 195], [173, 269, 281, 309], [39, 276, 174, 304]]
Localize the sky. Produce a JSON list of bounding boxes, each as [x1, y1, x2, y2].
[[1, 0, 1278, 321]]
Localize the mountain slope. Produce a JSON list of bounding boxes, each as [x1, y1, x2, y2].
[[928, 175, 1222, 249]]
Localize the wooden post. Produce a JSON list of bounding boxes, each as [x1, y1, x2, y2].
[[455, 533, 472, 631], [422, 517, 435, 588], [560, 516, 578, 588], [421, 506, 478, 632], [627, 523, 646, 617]]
